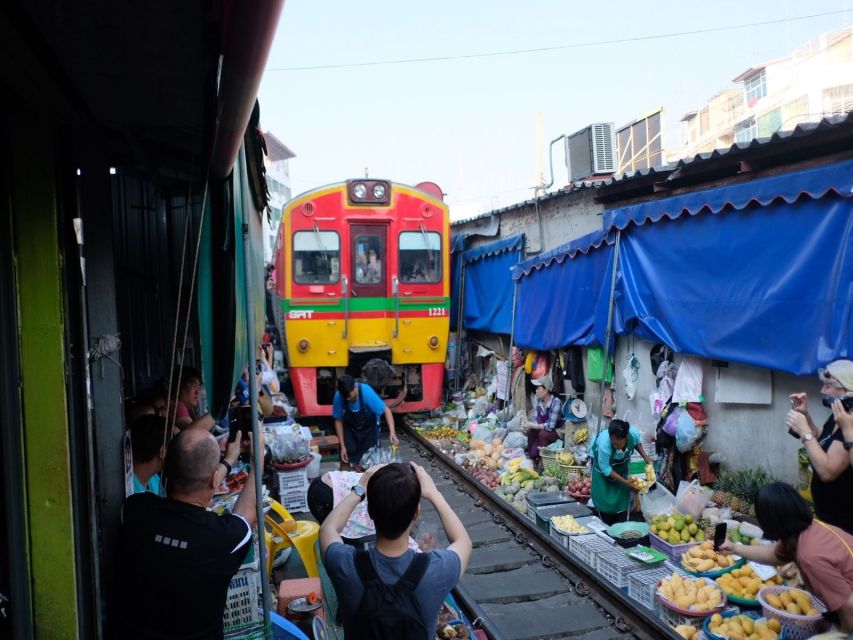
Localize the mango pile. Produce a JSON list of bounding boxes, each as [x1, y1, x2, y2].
[[651, 512, 705, 543], [715, 566, 783, 601], [706, 613, 780, 640], [658, 573, 723, 612], [763, 588, 819, 616], [681, 541, 736, 573], [551, 514, 588, 534]]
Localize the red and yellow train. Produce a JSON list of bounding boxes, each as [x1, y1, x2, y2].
[[272, 179, 450, 416]]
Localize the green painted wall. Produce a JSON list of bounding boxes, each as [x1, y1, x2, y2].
[[11, 128, 79, 638]]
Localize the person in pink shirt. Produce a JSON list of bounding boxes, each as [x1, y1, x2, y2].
[[171, 367, 214, 432]]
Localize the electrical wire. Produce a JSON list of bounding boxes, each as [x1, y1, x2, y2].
[[267, 10, 848, 72]]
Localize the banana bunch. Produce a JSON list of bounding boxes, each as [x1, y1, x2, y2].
[[573, 428, 589, 444], [501, 468, 539, 485], [556, 452, 575, 465]]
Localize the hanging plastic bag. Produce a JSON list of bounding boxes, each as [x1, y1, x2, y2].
[[672, 356, 703, 403], [622, 352, 639, 400], [662, 406, 680, 437], [652, 362, 676, 417], [587, 347, 613, 383], [640, 483, 676, 523], [675, 410, 699, 452]]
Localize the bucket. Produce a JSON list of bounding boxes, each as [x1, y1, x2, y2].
[[306, 452, 321, 480]]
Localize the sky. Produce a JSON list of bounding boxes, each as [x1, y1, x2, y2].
[[258, 1, 849, 220]]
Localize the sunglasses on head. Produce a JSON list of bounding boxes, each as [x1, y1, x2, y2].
[[818, 368, 848, 390]]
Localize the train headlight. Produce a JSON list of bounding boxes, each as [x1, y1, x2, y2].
[[297, 339, 310, 353], [372, 183, 386, 199], [353, 183, 367, 200], [428, 336, 440, 349]]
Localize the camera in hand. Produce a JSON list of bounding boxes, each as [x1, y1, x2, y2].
[[843, 396, 853, 411], [713, 522, 727, 551], [228, 404, 255, 443]]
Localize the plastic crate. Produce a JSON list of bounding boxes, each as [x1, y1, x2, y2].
[[223, 569, 262, 633], [660, 605, 705, 630], [277, 469, 309, 496], [649, 531, 701, 562], [280, 490, 309, 514], [238, 533, 260, 572], [597, 551, 648, 588], [627, 562, 684, 611], [549, 523, 570, 548], [535, 501, 592, 531], [568, 534, 617, 568]]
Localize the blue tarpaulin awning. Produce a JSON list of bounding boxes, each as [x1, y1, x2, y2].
[[601, 159, 853, 375], [461, 235, 523, 334], [450, 233, 468, 331], [603, 158, 853, 231], [512, 230, 613, 350]]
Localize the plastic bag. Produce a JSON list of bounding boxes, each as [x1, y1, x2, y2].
[[269, 425, 309, 463], [640, 483, 676, 523], [587, 347, 613, 383], [503, 431, 527, 449], [672, 356, 703, 403], [662, 407, 680, 436], [506, 410, 526, 433], [675, 410, 699, 453], [675, 480, 713, 520], [622, 352, 639, 400]]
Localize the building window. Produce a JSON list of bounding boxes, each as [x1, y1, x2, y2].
[[743, 71, 767, 107], [823, 84, 853, 115], [757, 108, 782, 138], [734, 117, 757, 143]]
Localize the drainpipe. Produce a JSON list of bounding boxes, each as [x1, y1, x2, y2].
[[211, 0, 286, 179], [527, 134, 566, 255]]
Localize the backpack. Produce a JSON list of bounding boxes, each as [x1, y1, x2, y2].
[[345, 550, 431, 640]]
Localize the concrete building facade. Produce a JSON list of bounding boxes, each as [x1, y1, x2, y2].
[[679, 27, 853, 158], [262, 131, 295, 265]]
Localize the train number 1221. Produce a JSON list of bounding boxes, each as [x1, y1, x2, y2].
[[428, 307, 447, 317]]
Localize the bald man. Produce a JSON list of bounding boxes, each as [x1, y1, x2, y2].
[[115, 428, 263, 639]]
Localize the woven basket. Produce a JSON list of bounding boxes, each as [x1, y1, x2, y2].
[[757, 586, 829, 640], [540, 449, 558, 463], [559, 463, 587, 480]]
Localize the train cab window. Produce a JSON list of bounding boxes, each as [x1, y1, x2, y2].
[[354, 236, 383, 284], [399, 231, 441, 283], [293, 230, 340, 284]]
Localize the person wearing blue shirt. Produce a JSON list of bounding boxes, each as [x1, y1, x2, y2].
[[589, 419, 652, 525], [332, 374, 398, 470], [129, 414, 168, 496]]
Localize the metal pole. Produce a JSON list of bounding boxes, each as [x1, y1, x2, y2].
[[505, 240, 524, 410], [594, 230, 621, 440], [453, 262, 466, 393], [241, 206, 272, 637]]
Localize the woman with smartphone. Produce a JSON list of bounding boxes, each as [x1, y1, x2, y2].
[[786, 359, 853, 534]]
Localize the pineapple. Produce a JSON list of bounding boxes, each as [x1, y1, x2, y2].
[[711, 490, 727, 506], [729, 496, 745, 514]]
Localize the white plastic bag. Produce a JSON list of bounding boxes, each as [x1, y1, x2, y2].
[[640, 483, 676, 523], [672, 356, 703, 403], [622, 353, 639, 400], [675, 480, 713, 520]]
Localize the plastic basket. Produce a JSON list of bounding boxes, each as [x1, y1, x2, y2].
[[558, 463, 587, 480], [657, 577, 726, 619], [627, 562, 684, 611], [535, 502, 592, 531], [703, 610, 789, 640], [649, 531, 701, 562], [568, 534, 617, 568], [223, 569, 262, 632], [280, 490, 310, 514], [540, 448, 558, 463], [597, 551, 648, 588], [549, 523, 570, 548], [757, 586, 829, 640], [660, 605, 704, 630], [276, 469, 309, 496]]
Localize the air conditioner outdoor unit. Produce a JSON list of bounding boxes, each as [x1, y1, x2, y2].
[[565, 123, 616, 181]]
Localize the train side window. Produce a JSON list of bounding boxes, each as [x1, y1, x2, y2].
[[293, 230, 340, 284], [354, 236, 383, 284], [399, 231, 441, 283]]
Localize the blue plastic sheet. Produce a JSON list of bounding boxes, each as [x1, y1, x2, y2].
[[461, 235, 523, 334], [603, 195, 853, 374], [513, 231, 613, 349], [450, 233, 467, 330]]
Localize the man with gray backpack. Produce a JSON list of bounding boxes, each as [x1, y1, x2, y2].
[[320, 462, 472, 639]]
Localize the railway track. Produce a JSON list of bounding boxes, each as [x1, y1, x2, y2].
[[399, 426, 680, 640]]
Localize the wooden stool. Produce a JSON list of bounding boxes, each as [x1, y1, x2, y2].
[[310, 435, 340, 460]]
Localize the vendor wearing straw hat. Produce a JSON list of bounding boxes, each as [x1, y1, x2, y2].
[[590, 419, 652, 525], [523, 374, 563, 465]]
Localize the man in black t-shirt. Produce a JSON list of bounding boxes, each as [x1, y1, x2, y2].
[[114, 428, 263, 639]]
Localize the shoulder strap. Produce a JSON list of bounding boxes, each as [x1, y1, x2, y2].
[[397, 552, 430, 591], [815, 520, 853, 560], [354, 549, 381, 587]]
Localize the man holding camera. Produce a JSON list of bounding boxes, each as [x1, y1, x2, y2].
[[786, 358, 853, 534]]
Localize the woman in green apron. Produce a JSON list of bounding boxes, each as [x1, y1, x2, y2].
[[590, 419, 652, 525]]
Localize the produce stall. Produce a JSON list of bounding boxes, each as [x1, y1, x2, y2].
[[405, 402, 835, 640]]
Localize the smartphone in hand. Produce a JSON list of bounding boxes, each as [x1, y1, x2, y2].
[[713, 522, 727, 551]]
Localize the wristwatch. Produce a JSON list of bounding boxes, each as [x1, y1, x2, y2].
[[219, 455, 232, 475], [801, 433, 814, 443], [351, 484, 366, 502], [844, 440, 853, 451]]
